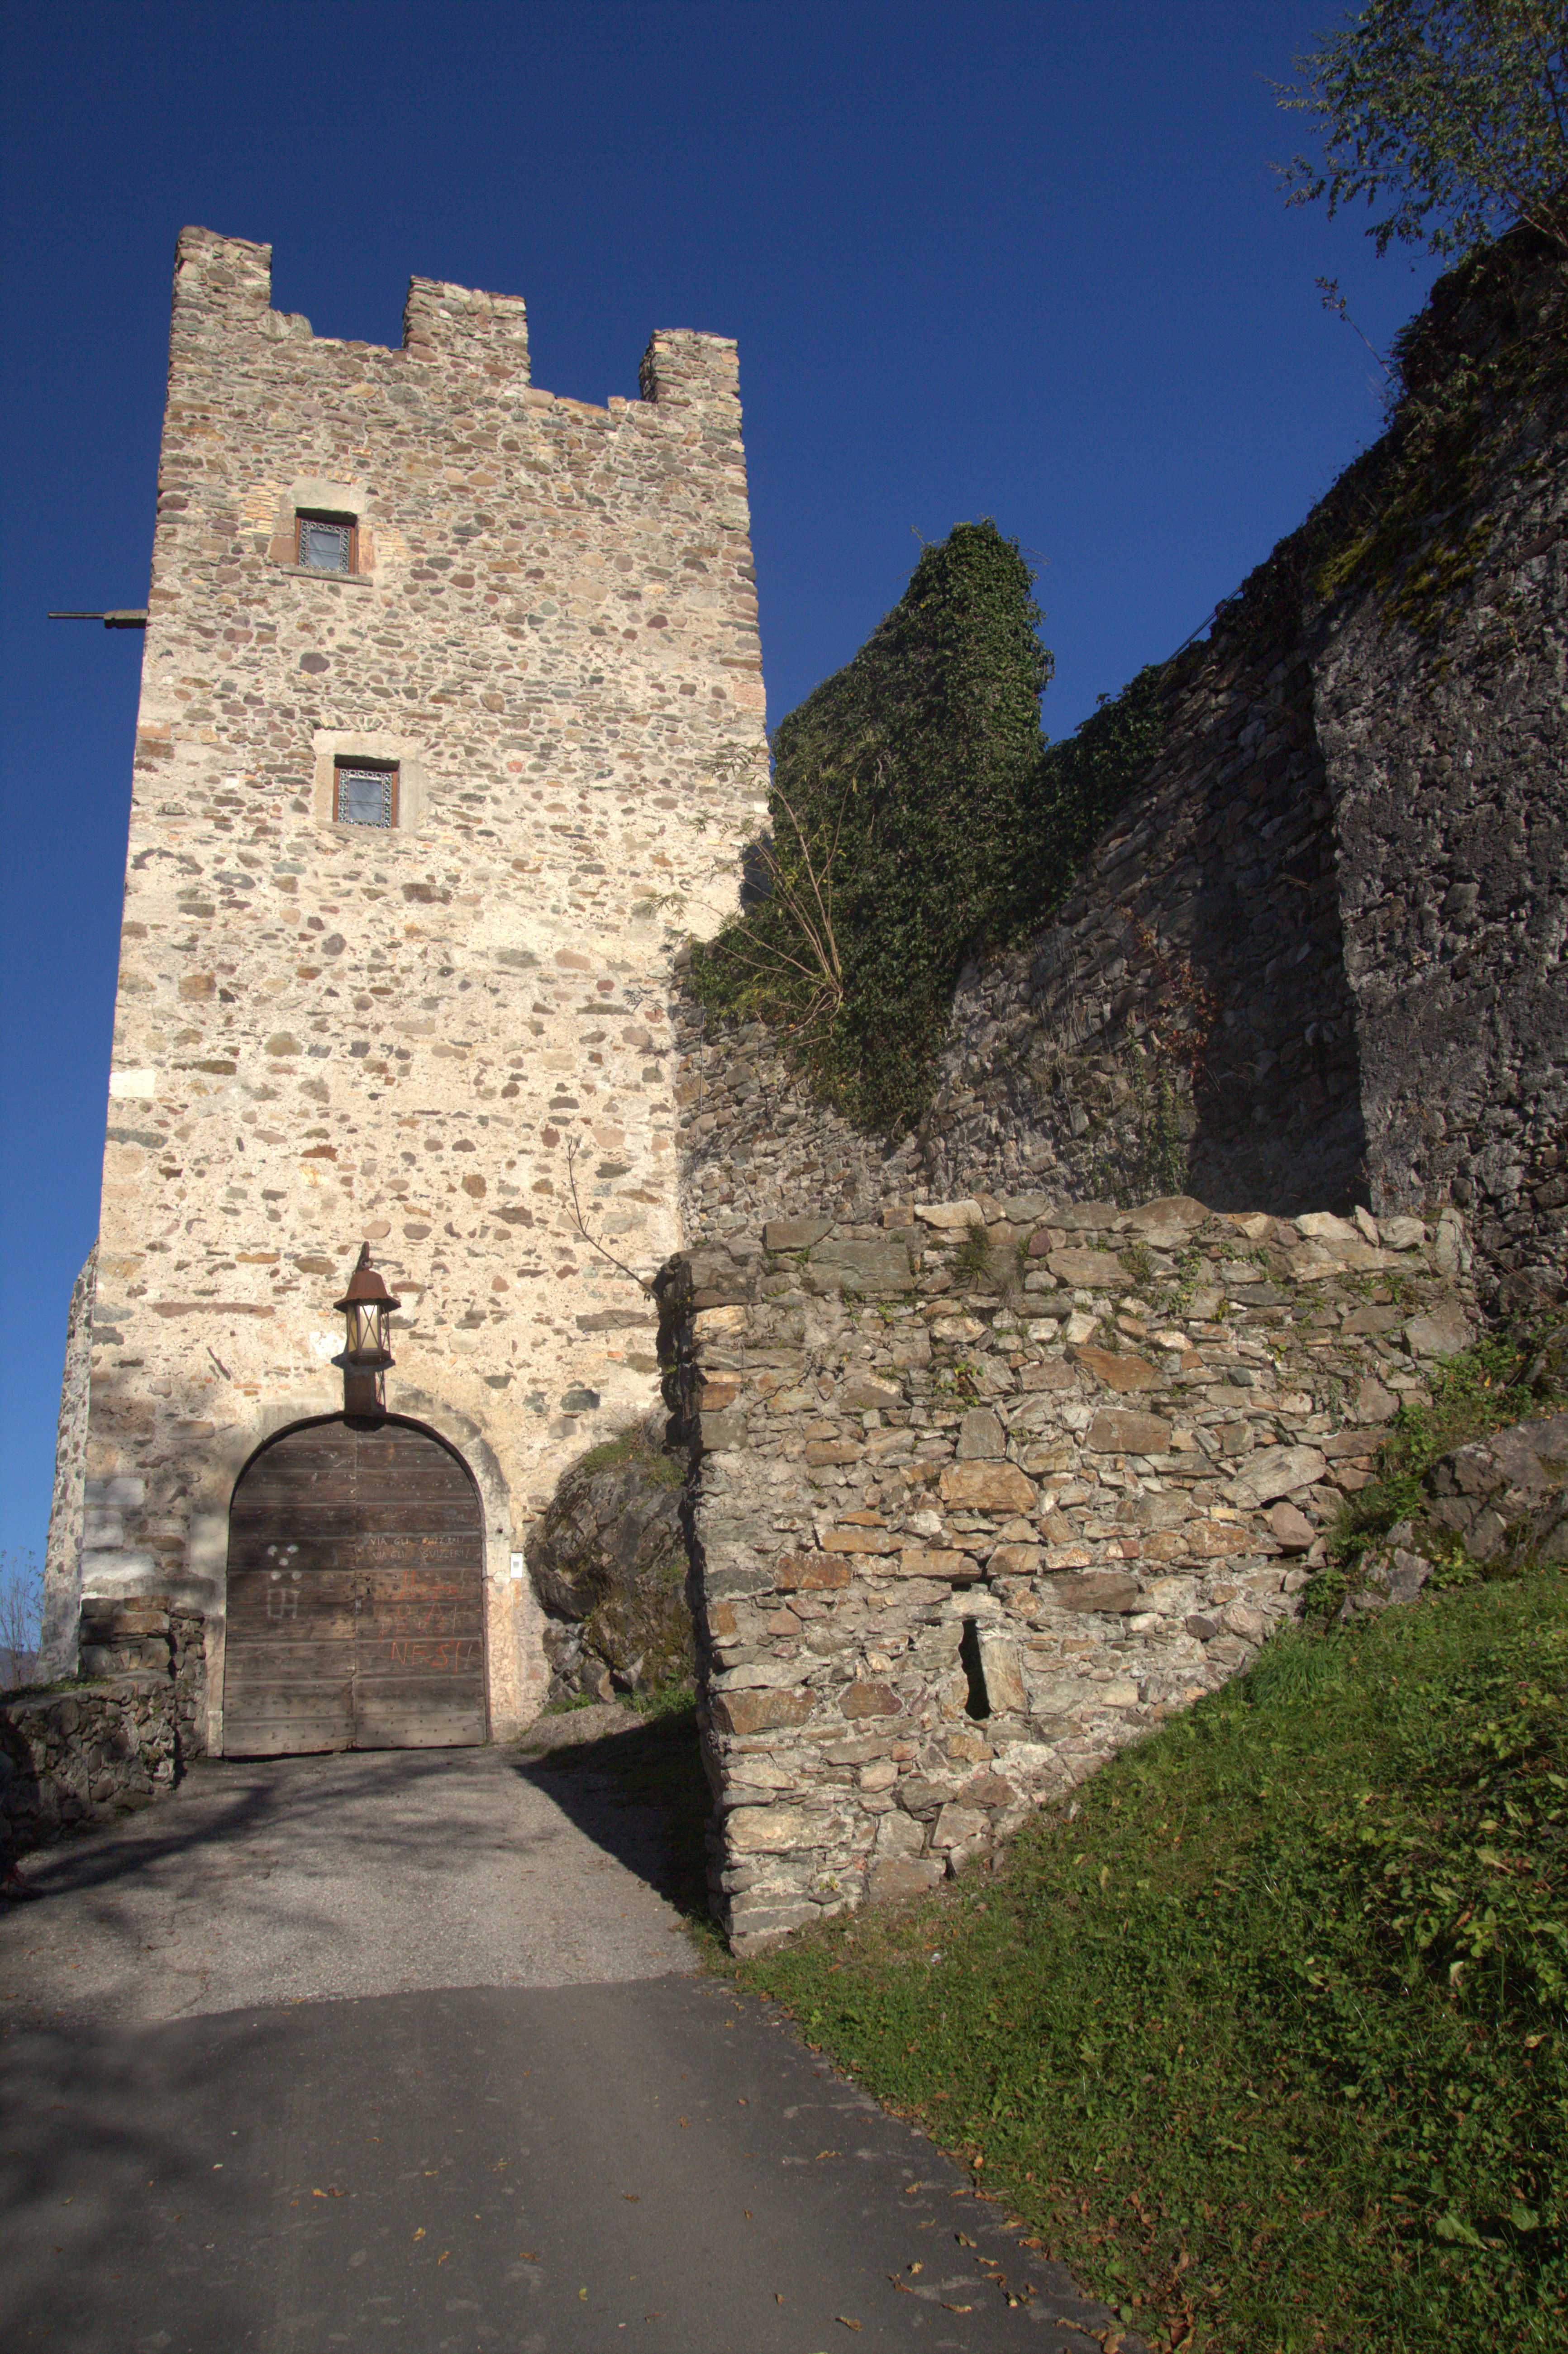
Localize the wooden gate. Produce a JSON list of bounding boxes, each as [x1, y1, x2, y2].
[[222, 1417, 486, 1755]]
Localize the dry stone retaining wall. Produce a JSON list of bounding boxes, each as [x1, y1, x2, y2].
[[663, 1191, 1477, 1950], [0, 1601, 205, 1855]]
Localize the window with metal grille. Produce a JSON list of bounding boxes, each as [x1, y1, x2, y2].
[[297, 511, 357, 573], [334, 762, 398, 827]]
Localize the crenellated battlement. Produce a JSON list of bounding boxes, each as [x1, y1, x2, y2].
[[402, 273, 531, 373], [168, 226, 739, 419]]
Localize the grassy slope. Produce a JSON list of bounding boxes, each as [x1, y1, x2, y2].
[[734, 1574, 1568, 2352]]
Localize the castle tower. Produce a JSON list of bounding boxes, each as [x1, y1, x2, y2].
[[54, 228, 766, 1746]]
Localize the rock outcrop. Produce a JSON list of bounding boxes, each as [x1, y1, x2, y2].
[[526, 1419, 694, 1703]]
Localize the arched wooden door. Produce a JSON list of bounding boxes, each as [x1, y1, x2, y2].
[[223, 1417, 486, 1755]]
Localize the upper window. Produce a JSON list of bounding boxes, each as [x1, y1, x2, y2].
[[334, 761, 398, 828], [297, 510, 357, 574]]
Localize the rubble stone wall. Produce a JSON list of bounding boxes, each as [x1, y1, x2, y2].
[[1315, 381, 1568, 1308], [662, 1191, 1477, 1951], [63, 226, 766, 1742], [0, 1602, 206, 1855], [675, 1001, 916, 1234], [923, 617, 1364, 1215], [38, 1246, 96, 1680]]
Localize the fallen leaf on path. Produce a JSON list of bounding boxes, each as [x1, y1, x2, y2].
[[940, 2303, 974, 2314], [412, 2228, 425, 2242], [437, 2252, 450, 2265], [836, 2319, 862, 2332], [908, 2262, 923, 2274], [956, 2231, 976, 2246], [623, 2193, 640, 2202], [815, 2149, 839, 2160], [903, 2181, 921, 2195], [519, 2251, 539, 2262], [578, 2288, 588, 2301]]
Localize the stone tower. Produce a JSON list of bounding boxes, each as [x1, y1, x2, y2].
[[49, 227, 766, 1745]]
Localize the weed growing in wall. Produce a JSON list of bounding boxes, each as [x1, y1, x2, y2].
[[1087, 1036, 1193, 1207], [1313, 1324, 1550, 1617], [1313, 228, 1566, 636]]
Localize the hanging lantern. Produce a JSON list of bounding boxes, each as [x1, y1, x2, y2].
[[334, 1243, 401, 1418]]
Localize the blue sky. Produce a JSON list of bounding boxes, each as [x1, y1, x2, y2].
[[0, 0, 1439, 1564]]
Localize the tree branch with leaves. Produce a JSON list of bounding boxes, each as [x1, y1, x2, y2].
[[1274, 0, 1568, 260]]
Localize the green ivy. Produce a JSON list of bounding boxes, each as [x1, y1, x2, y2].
[[690, 521, 1163, 1134]]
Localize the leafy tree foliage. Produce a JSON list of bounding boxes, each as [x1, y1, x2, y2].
[[1274, 0, 1568, 259]]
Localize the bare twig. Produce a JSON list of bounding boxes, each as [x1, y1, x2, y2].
[[720, 781, 854, 1034], [1316, 277, 1396, 386], [564, 1138, 654, 1295], [0, 1549, 43, 1689]]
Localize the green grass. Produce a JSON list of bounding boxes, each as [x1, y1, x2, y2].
[[570, 1428, 683, 1487], [734, 1574, 1568, 2351]]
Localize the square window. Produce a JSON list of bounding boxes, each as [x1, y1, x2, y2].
[[297, 512, 356, 573], [334, 762, 397, 827]]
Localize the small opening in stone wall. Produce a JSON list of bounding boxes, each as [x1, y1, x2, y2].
[[958, 1618, 991, 1721]]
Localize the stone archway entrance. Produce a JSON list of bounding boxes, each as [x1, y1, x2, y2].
[[222, 1416, 486, 1756]]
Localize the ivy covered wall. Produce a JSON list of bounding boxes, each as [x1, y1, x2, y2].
[[681, 230, 1567, 1308]]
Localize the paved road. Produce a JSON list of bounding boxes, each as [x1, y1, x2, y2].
[[0, 1735, 1145, 2354], [0, 1736, 691, 2020]]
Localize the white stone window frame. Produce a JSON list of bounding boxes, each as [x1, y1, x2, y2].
[[268, 476, 375, 586], [313, 729, 428, 834]]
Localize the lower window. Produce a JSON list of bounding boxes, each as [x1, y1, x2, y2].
[[334, 761, 398, 827]]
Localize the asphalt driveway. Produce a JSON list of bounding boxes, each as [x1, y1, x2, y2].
[[0, 1733, 1144, 2353]]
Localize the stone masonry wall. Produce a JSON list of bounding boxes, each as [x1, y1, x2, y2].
[[671, 582, 1366, 1237], [1315, 353, 1568, 1310], [674, 1001, 918, 1235], [68, 226, 767, 1742], [0, 1601, 205, 1856], [38, 1246, 96, 1680], [923, 609, 1364, 1215], [663, 1191, 1476, 1951]]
